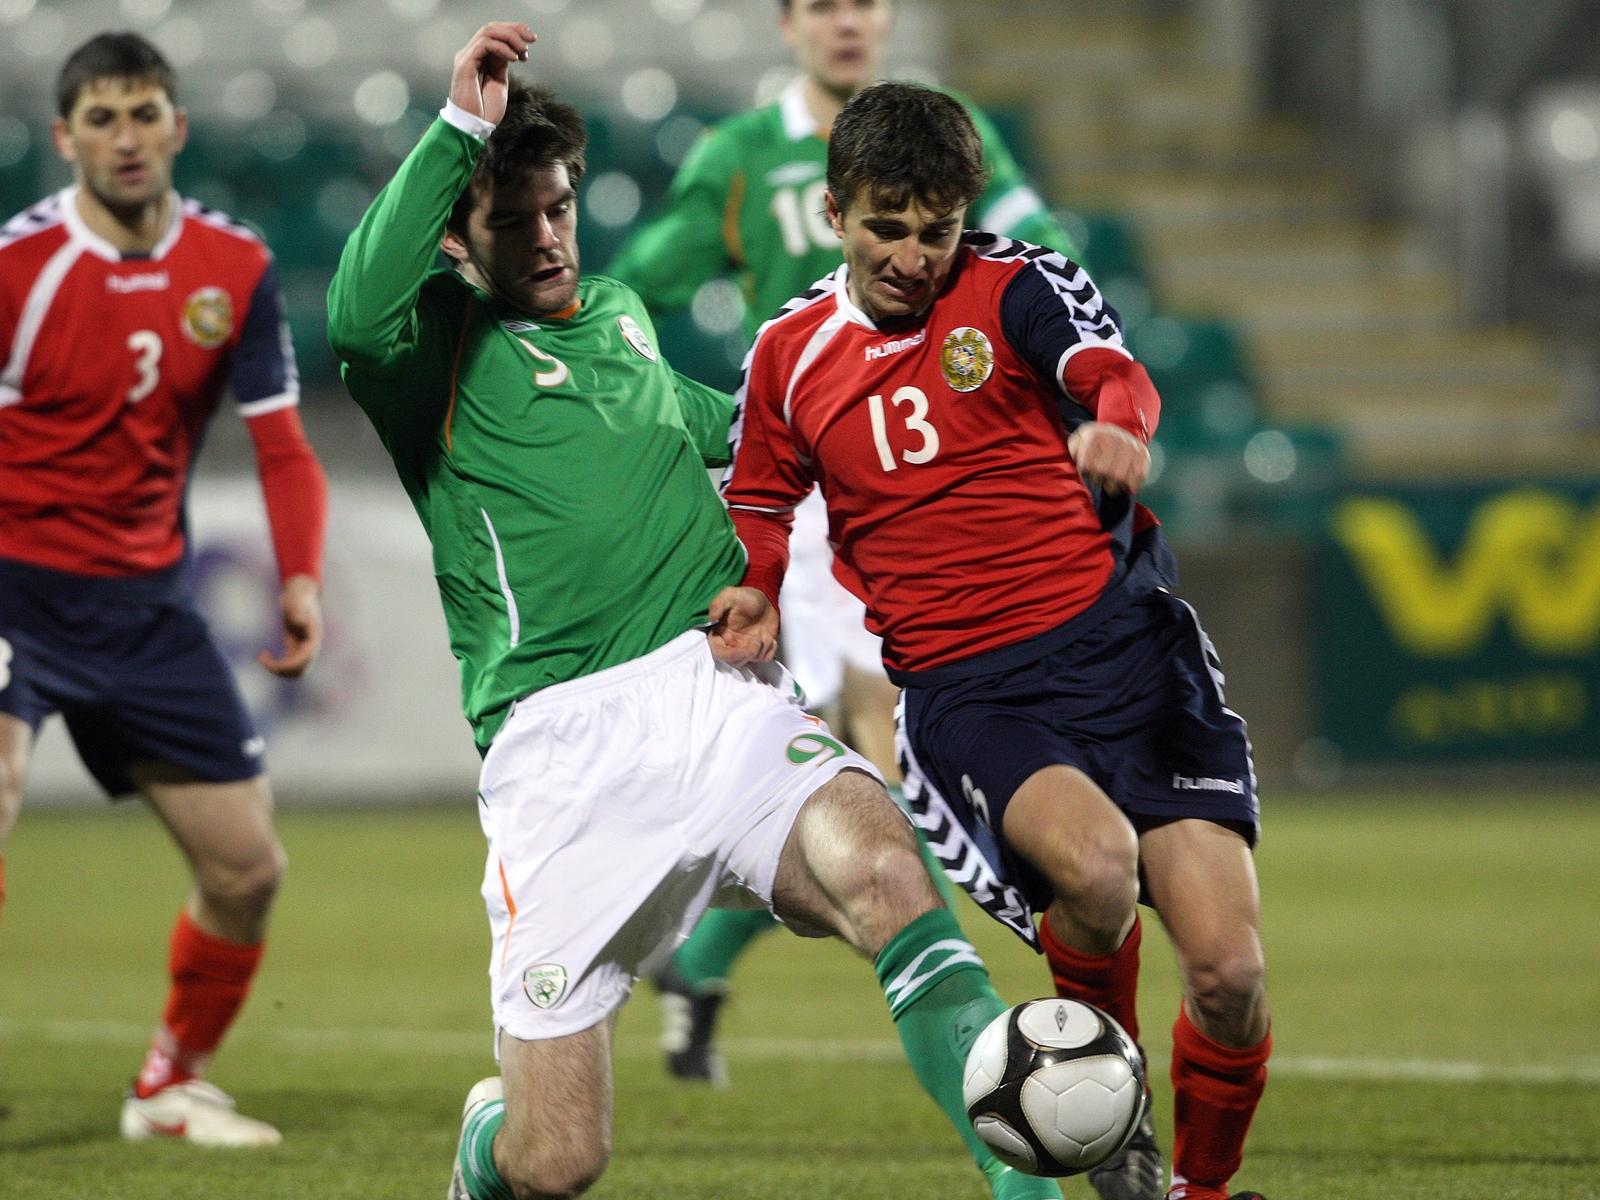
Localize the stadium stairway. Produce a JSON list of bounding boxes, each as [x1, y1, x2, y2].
[[939, 0, 1600, 481]]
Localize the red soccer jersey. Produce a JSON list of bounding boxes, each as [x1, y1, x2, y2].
[[0, 187, 302, 577], [723, 234, 1162, 675]]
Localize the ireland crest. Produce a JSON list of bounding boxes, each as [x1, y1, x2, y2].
[[617, 314, 658, 362], [523, 964, 569, 1010]]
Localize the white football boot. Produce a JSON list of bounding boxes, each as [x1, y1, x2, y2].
[[121, 1079, 282, 1147], [448, 1076, 505, 1200]]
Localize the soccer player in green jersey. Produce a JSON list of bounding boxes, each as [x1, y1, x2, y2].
[[609, 0, 1082, 1124], [329, 24, 1050, 1200], [609, 0, 1075, 338]]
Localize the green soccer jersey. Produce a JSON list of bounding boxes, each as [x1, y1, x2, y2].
[[328, 112, 747, 751], [608, 79, 1078, 339]]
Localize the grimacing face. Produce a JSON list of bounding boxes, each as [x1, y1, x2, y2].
[[827, 187, 966, 324], [53, 78, 186, 213], [443, 163, 581, 317], [780, 0, 892, 97]]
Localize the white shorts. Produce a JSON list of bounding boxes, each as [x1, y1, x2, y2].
[[477, 629, 881, 1041], [780, 488, 886, 709]]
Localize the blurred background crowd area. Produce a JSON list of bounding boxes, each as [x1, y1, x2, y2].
[[5, 0, 1600, 794]]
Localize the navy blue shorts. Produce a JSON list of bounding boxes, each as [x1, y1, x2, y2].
[[0, 559, 263, 798], [901, 589, 1256, 926]]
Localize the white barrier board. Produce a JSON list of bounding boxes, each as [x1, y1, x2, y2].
[[25, 477, 483, 805]]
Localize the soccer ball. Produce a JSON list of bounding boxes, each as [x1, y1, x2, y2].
[[962, 999, 1146, 1177]]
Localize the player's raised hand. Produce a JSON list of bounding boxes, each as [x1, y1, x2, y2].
[[1068, 421, 1150, 495], [450, 22, 535, 125], [706, 586, 779, 666], [259, 573, 323, 678]]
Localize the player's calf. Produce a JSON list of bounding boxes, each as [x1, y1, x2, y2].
[[490, 1023, 613, 1200]]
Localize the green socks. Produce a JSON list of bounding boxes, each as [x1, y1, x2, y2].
[[456, 1096, 514, 1200], [915, 826, 962, 907], [877, 908, 1064, 1200], [672, 907, 779, 992]]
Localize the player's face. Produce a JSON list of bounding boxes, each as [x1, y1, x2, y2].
[[828, 188, 965, 323], [780, 0, 892, 97], [53, 79, 186, 213], [446, 164, 581, 317]]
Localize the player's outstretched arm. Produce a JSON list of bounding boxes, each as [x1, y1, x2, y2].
[[326, 23, 533, 375], [607, 129, 738, 314]]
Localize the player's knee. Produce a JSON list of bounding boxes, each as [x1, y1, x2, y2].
[[200, 839, 285, 916], [0, 749, 25, 836], [1048, 823, 1138, 919], [860, 838, 937, 909], [1186, 943, 1266, 1021]]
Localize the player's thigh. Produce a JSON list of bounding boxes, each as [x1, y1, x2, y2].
[[1002, 764, 1139, 900], [1139, 818, 1264, 1000], [138, 769, 284, 896], [0, 712, 32, 844], [770, 766, 939, 956], [497, 1017, 615, 1193]]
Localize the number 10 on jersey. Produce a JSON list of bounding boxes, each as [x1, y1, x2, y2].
[[867, 386, 940, 471]]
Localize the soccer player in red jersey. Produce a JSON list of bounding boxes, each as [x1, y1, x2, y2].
[[0, 33, 328, 1146], [720, 84, 1271, 1200]]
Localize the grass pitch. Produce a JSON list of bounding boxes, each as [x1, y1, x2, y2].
[[0, 795, 1596, 1199]]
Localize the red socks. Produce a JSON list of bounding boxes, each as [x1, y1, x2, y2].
[[135, 911, 264, 1098], [1168, 1005, 1271, 1199], [1038, 911, 1143, 1045]]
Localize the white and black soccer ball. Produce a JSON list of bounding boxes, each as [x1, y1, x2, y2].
[[962, 998, 1146, 1177]]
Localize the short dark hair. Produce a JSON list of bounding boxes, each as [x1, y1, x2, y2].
[[448, 81, 588, 236], [827, 82, 988, 216], [57, 32, 176, 119]]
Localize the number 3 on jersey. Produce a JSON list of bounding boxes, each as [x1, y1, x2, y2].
[[867, 387, 940, 472], [126, 330, 162, 404]]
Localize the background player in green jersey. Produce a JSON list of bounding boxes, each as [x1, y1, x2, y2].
[[329, 24, 1056, 1200], [609, 0, 1076, 338], [609, 0, 1084, 1104]]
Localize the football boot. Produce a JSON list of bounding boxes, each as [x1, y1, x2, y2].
[[448, 1076, 505, 1200], [120, 1078, 281, 1147], [654, 962, 729, 1086], [1088, 1098, 1163, 1200]]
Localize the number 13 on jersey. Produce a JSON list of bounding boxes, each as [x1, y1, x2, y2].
[[867, 386, 940, 471]]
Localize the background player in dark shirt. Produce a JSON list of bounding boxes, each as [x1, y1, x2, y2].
[[721, 84, 1273, 1200], [0, 33, 328, 1147]]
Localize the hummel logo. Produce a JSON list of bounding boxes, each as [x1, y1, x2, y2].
[[864, 329, 926, 361], [1172, 774, 1244, 794], [107, 271, 169, 293], [1055, 1005, 1068, 1032]]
